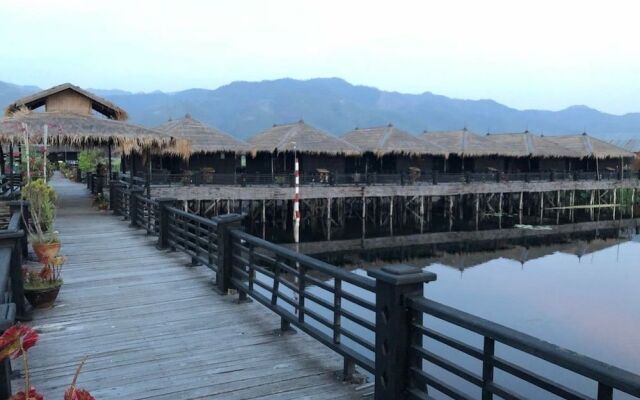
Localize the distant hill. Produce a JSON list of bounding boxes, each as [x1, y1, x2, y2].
[[2, 78, 639, 142]]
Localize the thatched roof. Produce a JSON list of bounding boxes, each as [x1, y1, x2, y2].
[[610, 138, 640, 153], [0, 109, 190, 158], [421, 128, 517, 157], [544, 134, 635, 159], [485, 131, 580, 158], [4, 83, 128, 120], [248, 120, 360, 155], [343, 124, 448, 156], [156, 115, 249, 154]]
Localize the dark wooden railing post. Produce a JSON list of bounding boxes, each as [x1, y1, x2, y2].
[[367, 264, 437, 400], [109, 181, 119, 212], [129, 188, 144, 228], [213, 213, 245, 295], [9, 201, 29, 258], [156, 198, 177, 250], [482, 336, 496, 400]]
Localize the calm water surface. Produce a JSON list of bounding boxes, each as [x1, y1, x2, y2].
[[315, 224, 640, 398]]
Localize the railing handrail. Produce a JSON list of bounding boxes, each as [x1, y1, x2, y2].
[[230, 229, 376, 291], [165, 206, 218, 229], [407, 296, 640, 396]]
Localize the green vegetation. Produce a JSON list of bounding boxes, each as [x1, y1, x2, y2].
[[78, 149, 105, 173], [22, 178, 59, 244]]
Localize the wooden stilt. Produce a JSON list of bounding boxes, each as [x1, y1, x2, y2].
[[361, 195, 366, 240], [539, 192, 544, 224], [556, 190, 561, 225], [475, 194, 480, 230], [631, 189, 635, 219], [327, 198, 332, 241], [518, 192, 523, 224], [589, 190, 595, 221], [262, 200, 266, 239], [448, 196, 453, 231], [389, 196, 394, 236], [419, 196, 424, 234], [613, 189, 617, 220], [498, 192, 503, 229]]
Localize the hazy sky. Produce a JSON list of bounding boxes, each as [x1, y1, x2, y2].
[[1, 0, 639, 114]]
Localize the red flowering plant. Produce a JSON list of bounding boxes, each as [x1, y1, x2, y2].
[[0, 324, 94, 399]]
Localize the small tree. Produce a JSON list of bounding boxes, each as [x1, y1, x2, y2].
[[77, 149, 104, 173]]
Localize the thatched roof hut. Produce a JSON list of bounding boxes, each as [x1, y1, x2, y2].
[[343, 124, 447, 156], [5, 83, 128, 120], [248, 120, 360, 155], [421, 128, 516, 157], [1, 84, 189, 158], [484, 131, 579, 158], [544, 133, 635, 159], [156, 115, 249, 154]]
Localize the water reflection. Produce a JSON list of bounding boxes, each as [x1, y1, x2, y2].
[[304, 218, 640, 398]]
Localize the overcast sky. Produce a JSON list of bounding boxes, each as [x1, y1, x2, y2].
[[1, 0, 639, 114]]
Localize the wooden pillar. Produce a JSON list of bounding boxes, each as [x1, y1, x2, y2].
[[518, 192, 523, 224], [589, 190, 594, 221], [556, 190, 561, 225], [327, 197, 332, 241], [570, 190, 575, 222], [631, 189, 635, 219], [448, 196, 454, 231], [389, 196, 394, 236], [613, 189, 617, 220], [361, 195, 366, 240], [539, 192, 544, 224], [262, 200, 266, 239], [498, 192, 503, 229], [419, 196, 424, 234], [475, 194, 480, 230]]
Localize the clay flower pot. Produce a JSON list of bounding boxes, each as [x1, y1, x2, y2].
[[32, 242, 61, 264], [24, 283, 62, 309]]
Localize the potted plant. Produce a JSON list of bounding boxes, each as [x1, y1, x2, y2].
[[22, 179, 60, 263], [92, 193, 109, 211], [0, 324, 94, 399], [23, 255, 64, 309]]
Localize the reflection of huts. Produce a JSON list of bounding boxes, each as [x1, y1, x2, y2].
[[1, 83, 185, 176], [247, 120, 360, 178], [421, 128, 516, 172], [484, 131, 580, 172], [544, 133, 635, 173], [155, 115, 249, 175], [342, 124, 448, 174]]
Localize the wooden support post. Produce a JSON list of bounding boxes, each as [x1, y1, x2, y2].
[[475, 194, 480, 230], [419, 196, 424, 234], [367, 265, 437, 400], [262, 200, 266, 239], [589, 190, 595, 221], [361, 194, 366, 240], [631, 189, 636, 219], [539, 192, 544, 224], [389, 196, 394, 236], [448, 196, 454, 231], [556, 190, 561, 225], [498, 192, 503, 229], [214, 214, 245, 295], [518, 192, 523, 224], [613, 189, 617, 220], [327, 197, 332, 241]]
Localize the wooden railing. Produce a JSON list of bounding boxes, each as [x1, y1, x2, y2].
[[133, 169, 639, 188], [111, 186, 640, 400], [0, 203, 30, 398]]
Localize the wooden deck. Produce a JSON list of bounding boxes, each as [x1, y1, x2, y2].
[[14, 175, 364, 399], [151, 178, 640, 201]]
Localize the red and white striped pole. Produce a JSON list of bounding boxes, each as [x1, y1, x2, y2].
[[293, 144, 300, 244]]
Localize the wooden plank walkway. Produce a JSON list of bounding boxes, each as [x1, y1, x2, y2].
[[13, 175, 363, 399]]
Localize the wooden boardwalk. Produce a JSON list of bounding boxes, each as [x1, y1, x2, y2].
[[14, 175, 363, 399]]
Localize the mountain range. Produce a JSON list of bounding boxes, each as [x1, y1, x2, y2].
[[1, 78, 639, 143]]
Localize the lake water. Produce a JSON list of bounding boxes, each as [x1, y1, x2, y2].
[[306, 219, 640, 398]]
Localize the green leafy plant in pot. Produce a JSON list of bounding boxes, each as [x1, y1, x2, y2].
[[24, 255, 65, 309], [22, 179, 60, 263]]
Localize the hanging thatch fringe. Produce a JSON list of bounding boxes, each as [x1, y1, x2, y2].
[[0, 109, 191, 159], [344, 125, 448, 157]]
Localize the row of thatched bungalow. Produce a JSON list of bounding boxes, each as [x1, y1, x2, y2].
[[0, 83, 635, 179], [152, 116, 634, 177]]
